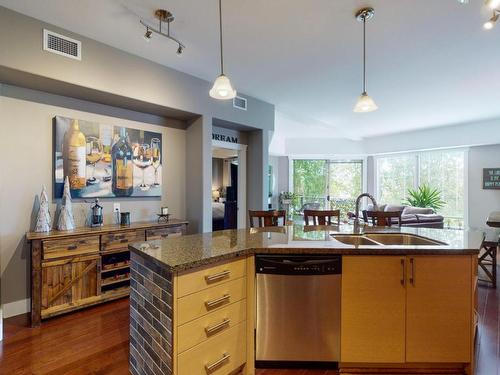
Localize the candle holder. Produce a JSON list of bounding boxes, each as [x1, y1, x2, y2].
[[157, 213, 171, 223]]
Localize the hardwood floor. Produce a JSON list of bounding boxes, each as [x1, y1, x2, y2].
[[0, 263, 498, 375], [0, 298, 130, 374]]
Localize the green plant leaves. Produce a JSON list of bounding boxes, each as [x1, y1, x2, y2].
[[403, 184, 445, 212]]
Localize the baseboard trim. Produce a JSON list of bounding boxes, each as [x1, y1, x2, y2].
[[3, 298, 30, 318]]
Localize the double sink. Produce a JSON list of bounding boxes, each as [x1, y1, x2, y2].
[[331, 233, 446, 246]]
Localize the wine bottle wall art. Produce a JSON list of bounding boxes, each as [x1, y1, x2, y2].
[[53, 116, 162, 198]]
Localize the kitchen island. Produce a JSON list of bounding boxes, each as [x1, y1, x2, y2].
[[128, 225, 483, 375]]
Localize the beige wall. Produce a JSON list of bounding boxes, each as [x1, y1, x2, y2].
[[0, 94, 186, 317]]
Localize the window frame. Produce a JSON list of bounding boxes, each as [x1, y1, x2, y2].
[[373, 148, 468, 228], [289, 155, 368, 202]]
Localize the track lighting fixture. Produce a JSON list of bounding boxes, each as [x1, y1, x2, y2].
[[484, 11, 499, 29], [353, 7, 378, 113], [140, 9, 186, 54], [210, 0, 237, 100], [144, 27, 152, 41], [486, 0, 500, 9]]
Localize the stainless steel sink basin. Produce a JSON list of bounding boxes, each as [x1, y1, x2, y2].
[[332, 235, 380, 246], [364, 233, 446, 246]]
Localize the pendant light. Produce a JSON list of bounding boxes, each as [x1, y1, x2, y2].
[[353, 8, 378, 113], [210, 0, 236, 100]]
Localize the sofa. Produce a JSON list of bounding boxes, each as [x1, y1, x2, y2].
[[350, 204, 444, 229]]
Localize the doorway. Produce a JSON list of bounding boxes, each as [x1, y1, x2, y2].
[[211, 142, 247, 231]]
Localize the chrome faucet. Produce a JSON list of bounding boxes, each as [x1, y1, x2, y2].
[[354, 193, 378, 225]]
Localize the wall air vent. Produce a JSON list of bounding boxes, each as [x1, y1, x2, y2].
[[43, 29, 81, 60], [233, 96, 247, 111]]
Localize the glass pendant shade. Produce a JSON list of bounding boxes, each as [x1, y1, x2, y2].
[[353, 92, 378, 113], [209, 74, 237, 100]]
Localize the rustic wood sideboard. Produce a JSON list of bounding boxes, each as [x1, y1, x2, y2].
[[26, 219, 188, 327]]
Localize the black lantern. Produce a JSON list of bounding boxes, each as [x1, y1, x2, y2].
[[90, 198, 103, 227]]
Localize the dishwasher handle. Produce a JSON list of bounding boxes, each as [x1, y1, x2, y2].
[[256, 255, 342, 275]]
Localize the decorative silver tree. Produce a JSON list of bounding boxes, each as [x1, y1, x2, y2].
[[57, 176, 75, 231], [34, 185, 52, 232]]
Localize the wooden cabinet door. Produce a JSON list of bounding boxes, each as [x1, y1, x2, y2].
[[406, 256, 472, 363], [341, 256, 406, 363], [41, 255, 100, 318]]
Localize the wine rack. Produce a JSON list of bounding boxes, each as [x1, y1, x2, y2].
[[101, 250, 130, 293]]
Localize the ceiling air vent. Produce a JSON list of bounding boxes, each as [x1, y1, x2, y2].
[[233, 96, 247, 111], [43, 29, 81, 60]]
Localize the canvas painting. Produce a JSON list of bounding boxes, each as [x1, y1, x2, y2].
[[54, 116, 162, 198]]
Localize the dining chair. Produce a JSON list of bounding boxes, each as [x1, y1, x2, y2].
[[248, 210, 287, 228], [303, 209, 341, 226], [363, 210, 402, 227]]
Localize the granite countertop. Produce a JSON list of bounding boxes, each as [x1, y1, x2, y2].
[[129, 224, 486, 272]]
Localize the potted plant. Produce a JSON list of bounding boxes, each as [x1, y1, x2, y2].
[[280, 191, 296, 205], [403, 184, 445, 212]]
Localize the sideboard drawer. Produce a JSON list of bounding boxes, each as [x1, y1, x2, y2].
[[177, 321, 246, 375], [178, 299, 247, 354], [43, 236, 100, 260], [146, 225, 184, 241], [177, 258, 247, 298], [177, 277, 246, 325], [101, 230, 144, 253]]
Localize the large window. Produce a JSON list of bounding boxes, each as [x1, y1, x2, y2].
[[292, 159, 364, 217], [375, 149, 465, 228]]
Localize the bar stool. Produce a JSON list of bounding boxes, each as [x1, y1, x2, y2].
[[363, 210, 402, 227], [303, 209, 341, 226], [249, 210, 287, 228], [479, 229, 499, 288]]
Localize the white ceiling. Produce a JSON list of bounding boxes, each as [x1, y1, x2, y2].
[[2, 0, 500, 141]]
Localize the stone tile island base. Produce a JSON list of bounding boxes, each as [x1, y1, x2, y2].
[[130, 251, 173, 375]]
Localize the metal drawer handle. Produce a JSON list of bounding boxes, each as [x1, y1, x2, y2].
[[115, 235, 126, 240], [205, 294, 230, 309], [205, 353, 230, 373], [120, 239, 128, 243], [400, 258, 406, 287], [409, 258, 415, 285], [205, 270, 231, 283], [160, 233, 169, 238], [67, 244, 78, 250], [205, 318, 230, 336]]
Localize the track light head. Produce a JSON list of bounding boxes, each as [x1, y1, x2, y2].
[[144, 27, 152, 41], [484, 12, 499, 29], [486, 0, 500, 10], [176, 44, 183, 55]]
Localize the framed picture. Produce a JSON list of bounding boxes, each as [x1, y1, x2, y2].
[[483, 168, 500, 190], [54, 115, 162, 198]]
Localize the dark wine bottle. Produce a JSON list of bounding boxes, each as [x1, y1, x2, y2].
[[112, 127, 134, 197]]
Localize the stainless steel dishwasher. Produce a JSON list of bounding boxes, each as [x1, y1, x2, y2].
[[255, 254, 341, 368]]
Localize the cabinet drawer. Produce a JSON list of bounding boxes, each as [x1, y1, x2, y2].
[[178, 258, 246, 298], [101, 230, 144, 253], [177, 277, 246, 325], [177, 321, 246, 375], [178, 299, 247, 353], [43, 236, 100, 260], [145, 225, 184, 241]]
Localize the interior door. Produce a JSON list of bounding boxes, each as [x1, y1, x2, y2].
[[405, 256, 472, 363], [341, 256, 406, 363]]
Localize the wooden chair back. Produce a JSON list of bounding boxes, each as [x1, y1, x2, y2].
[[363, 210, 402, 227], [249, 210, 287, 228], [303, 210, 341, 226]]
